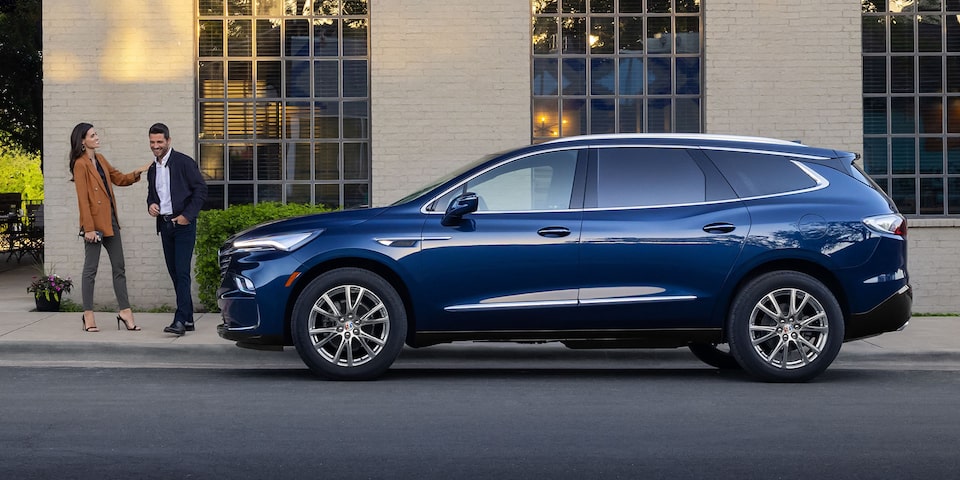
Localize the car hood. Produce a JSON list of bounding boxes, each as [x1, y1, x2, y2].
[[227, 206, 389, 244]]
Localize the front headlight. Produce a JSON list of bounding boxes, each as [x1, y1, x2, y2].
[[232, 230, 322, 252]]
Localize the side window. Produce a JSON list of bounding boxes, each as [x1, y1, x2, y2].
[[596, 148, 706, 208], [706, 150, 818, 198], [455, 150, 579, 212]]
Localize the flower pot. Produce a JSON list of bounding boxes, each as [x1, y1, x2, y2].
[[35, 295, 61, 312]]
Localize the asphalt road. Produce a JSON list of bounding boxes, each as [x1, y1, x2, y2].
[[1, 365, 958, 479]]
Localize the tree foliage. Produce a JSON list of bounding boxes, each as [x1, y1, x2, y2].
[[0, 0, 42, 153], [0, 131, 43, 201]]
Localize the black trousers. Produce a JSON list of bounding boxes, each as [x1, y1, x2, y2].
[[159, 220, 197, 326]]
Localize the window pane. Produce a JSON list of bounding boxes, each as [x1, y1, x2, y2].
[[619, 98, 643, 133], [948, 57, 960, 90], [676, 57, 700, 94], [647, 17, 672, 54], [920, 137, 944, 173], [590, 99, 615, 133], [286, 19, 310, 56], [597, 149, 705, 208], [256, 144, 282, 180], [533, 58, 559, 95], [316, 184, 340, 207], [315, 142, 339, 180], [619, 17, 644, 53], [228, 184, 254, 206], [648, 0, 671, 14], [205, 184, 225, 210], [590, 17, 615, 54], [562, 17, 586, 54], [890, 15, 915, 52], [892, 138, 917, 173], [259, 184, 282, 203], [863, 56, 887, 93], [314, 19, 339, 56], [257, 60, 282, 98], [891, 56, 915, 92], [199, 144, 225, 180], [228, 61, 253, 97], [591, 58, 615, 95], [315, 101, 340, 138], [285, 102, 310, 139], [949, 141, 960, 172], [287, 184, 311, 204], [228, 144, 254, 180], [863, 16, 887, 53], [562, 59, 586, 95], [891, 97, 916, 133], [343, 19, 368, 56], [534, 98, 560, 138], [533, 0, 558, 14], [949, 178, 960, 213], [199, 61, 224, 98], [647, 99, 671, 132], [863, 137, 889, 174], [314, 60, 339, 97], [227, 20, 252, 56], [647, 57, 671, 94], [892, 177, 917, 214], [257, 19, 281, 56], [343, 60, 368, 97], [709, 151, 818, 197], [200, 0, 223, 15], [918, 15, 942, 52], [920, 97, 943, 133], [343, 101, 369, 138], [676, 17, 699, 54], [286, 143, 311, 180], [675, 98, 700, 133], [533, 17, 558, 54], [563, 0, 585, 14], [468, 150, 578, 211], [919, 56, 942, 93], [227, 0, 251, 15], [199, 20, 223, 57], [677, 0, 700, 14], [619, 57, 644, 94], [344, 184, 369, 208], [343, 142, 368, 180], [227, 102, 254, 138], [199, 102, 225, 139], [864, 97, 888, 134], [561, 99, 586, 136]]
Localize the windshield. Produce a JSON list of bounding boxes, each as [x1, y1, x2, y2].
[[389, 152, 504, 206]]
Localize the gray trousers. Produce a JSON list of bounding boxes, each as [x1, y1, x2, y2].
[[81, 217, 130, 311]]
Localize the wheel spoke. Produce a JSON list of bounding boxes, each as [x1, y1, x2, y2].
[[751, 330, 778, 345], [319, 293, 342, 318], [309, 326, 338, 336], [360, 302, 386, 322], [797, 335, 821, 355], [358, 329, 386, 346]]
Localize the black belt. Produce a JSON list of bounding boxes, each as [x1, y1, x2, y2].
[[161, 214, 176, 222]]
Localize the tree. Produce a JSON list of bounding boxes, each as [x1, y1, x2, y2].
[[0, 132, 42, 201], [0, 0, 42, 154]]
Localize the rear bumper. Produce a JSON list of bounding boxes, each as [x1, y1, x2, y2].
[[844, 284, 912, 341]]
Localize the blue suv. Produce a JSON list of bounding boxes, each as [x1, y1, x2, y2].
[[217, 134, 911, 382]]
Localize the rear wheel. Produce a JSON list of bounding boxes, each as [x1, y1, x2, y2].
[[727, 271, 844, 383], [688, 343, 741, 370], [291, 268, 407, 380]]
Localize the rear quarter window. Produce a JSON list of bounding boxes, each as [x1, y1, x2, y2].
[[705, 150, 818, 198]]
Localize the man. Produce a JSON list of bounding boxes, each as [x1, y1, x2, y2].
[[146, 123, 208, 336]]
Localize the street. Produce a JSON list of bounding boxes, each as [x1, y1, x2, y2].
[[1, 364, 958, 479]]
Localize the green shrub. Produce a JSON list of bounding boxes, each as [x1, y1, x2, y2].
[[196, 202, 333, 312], [0, 132, 42, 203]]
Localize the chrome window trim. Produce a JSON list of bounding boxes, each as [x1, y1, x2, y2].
[[541, 133, 806, 147]]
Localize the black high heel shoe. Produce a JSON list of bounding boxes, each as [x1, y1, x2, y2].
[[81, 315, 99, 332], [117, 315, 141, 331]]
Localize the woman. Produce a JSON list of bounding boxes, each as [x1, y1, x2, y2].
[[70, 122, 151, 332]]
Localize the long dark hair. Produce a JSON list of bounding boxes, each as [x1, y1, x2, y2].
[[68, 122, 93, 182]]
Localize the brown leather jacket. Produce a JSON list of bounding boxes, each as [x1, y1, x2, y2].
[[74, 153, 141, 237]]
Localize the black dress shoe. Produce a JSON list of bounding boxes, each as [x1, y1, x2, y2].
[[163, 321, 186, 336], [184, 322, 195, 332]]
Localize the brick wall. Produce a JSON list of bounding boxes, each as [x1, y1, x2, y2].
[[42, 0, 196, 310], [370, 0, 531, 205], [907, 220, 960, 314]]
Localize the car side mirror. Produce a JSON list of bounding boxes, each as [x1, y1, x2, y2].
[[441, 192, 479, 226]]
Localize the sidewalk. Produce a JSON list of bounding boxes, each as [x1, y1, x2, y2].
[[1, 257, 958, 371]]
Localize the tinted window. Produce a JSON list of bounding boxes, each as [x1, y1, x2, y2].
[[706, 150, 818, 198], [596, 148, 705, 208]]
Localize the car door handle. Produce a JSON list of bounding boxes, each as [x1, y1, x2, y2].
[[537, 226, 571, 237], [703, 222, 736, 234]]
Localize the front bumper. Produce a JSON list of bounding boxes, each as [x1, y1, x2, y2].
[[844, 284, 912, 341]]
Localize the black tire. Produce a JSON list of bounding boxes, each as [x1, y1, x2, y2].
[[727, 271, 844, 383], [291, 268, 407, 380], [688, 343, 742, 370]]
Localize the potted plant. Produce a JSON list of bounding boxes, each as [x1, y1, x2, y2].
[[27, 267, 73, 312]]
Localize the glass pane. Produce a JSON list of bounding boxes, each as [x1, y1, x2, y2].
[[620, 57, 644, 94], [286, 19, 310, 56], [561, 59, 586, 95], [891, 97, 916, 133], [533, 98, 560, 138], [343, 101, 369, 138], [227, 0, 251, 15], [256, 144, 282, 180], [563, 0, 585, 14], [864, 97, 888, 134], [315, 101, 340, 138], [949, 97, 960, 132], [676, 57, 700, 94], [199, 102, 225, 139], [286, 184, 311, 204], [619, 17, 644, 53], [892, 177, 917, 214], [892, 137, 917, 173], [676, 98, 700, 133], [592, 0, 614, 13], [285, 0, 311, 15], [344, 184, 369, 208], [228, 144, 254, 180], [314, 19, 339, 56], [619, 98, 643, 133], [920, 137, 944, 173], [256, 101, 281, 137], [918, 16, 943, 52], [949, 178, 960, 214], [343, 60, 368, 97], [950, 140, 960, 172], [533, 17, 558, 54], [316, 184, 340, 208], [227, 20, 251, 57], [286, 60, 311, 97], [315, 142, 339, 180], [199, 20, 223, 57], [648, 0, 671, 13], [343, 19, 368, 56], [863, 56, 887, 93], [257, 0, 282, 15], [648, 99, 672, 132], [205, 184, 225, 210], [590, 17, 615, 54], [228, 184, 254, 206], [284, 102, 310, 139], [920, 0, 942, 11], [314, 60, 339, 97], [562, 17, 586, 54], [199, 62, 224, 98], [199, 0, 223, 15], [948, 57, 960, 90], [343, 0, 368, 16], [891, 56, 915, 92], [919, 56, 943, 93], [863, 137, 889, 174], [890, 15, 914, 52], [227, 102, 254, 138], [647, 17, 672, 54], [919, 178, 944, 213], [561, 99, 586, 137], [863, 17, 887, 53], [258, 184, 282, 203], [199, 144, 225, 181], [286, 143, 312, 180], [590, 99, 615, 133], [533, 58, 559, 95], [862, 0, 886, 12], [647, 57, 672, 94], [533, 0, 558, 14], [920, 97, 943, 133], [591, 58, 615, 95], [228, 61, 253, 98], [677, 0, 700, 13], [676, 17, 699, 53], [317, 0, 340, 15], [256, 19, 281, 56], [257, 60, 282, 98], [343, 143, 368, 180], [949, 11, 960, 51]]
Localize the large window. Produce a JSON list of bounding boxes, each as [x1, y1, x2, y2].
[[531, 0, 703, 142], [197, 0, 370, 209], [862, 0, 960, 215]]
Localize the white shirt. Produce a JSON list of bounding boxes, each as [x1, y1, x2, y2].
[[155, 149, 173, 215]]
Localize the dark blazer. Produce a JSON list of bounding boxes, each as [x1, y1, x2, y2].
[[74, 153, 141, 237], [146, 149, 208, 233]]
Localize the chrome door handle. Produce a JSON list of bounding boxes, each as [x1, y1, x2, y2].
[[537, 227, 571, 237]]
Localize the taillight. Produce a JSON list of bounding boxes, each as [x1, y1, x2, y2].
[[863, 214, 906, 236]]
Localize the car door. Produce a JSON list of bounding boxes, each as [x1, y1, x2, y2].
[[577, 146, 749, 329], [409, 148, 586, 332]]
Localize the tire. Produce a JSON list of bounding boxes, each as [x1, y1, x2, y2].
[[688, 343, 742, 370], [291, 268, 407, 380], [727, 271, 844, 383]]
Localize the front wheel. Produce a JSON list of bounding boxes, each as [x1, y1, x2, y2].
[[291, 268, 407, 380], [727, 271, 844, 383]]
